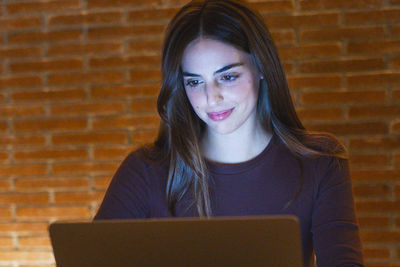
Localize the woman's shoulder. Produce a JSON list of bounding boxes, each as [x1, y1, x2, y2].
[[123, 143, 169, 170], [300, 132, 346, 156]]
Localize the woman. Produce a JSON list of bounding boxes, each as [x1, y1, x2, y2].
[[95, 0, 364, 266]]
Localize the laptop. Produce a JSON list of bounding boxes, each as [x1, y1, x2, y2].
[[49, 215, 303, 267]]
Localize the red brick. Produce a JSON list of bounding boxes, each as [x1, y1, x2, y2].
[[251, 1, 294, 13], [277, 43, 341, 60], [349, 154, 389, 166], [301, 90, 386, 105], [0, 17, 41, 30], [52, 131, 127, 145], [0, 222, 48, 234], [6, 0, 80, 14], [287, 74, 341, 89], [345, 9, 400, 24], [47, 41, 122, 56], [131, 129, 158, 143], [282, 62, 294, 74], [0, 237, 13, 248], [92, 114, 160, 130], [0, 251, 53, 262], [48, 11, 122, 26], [0, 76, 42, 89], [13, 118, 87, 132], [93, 146, 137, 160], [347, 40, 400, 54], [349, 105, 400, 119], [270, 29, 296, 44], [91, 84, 159, 98], [15, 177, 89, 191], [128, 7, 179, 21], [11, 88, 85, 102], [14, 148, 88, 162], [130, 98, 157, 113], [299, 58, 385, 73], [0, 180, 10, 191], [0, 193, 49, 205], [390, 55, 400, 68], [300, 26, 385, 42], [363, 247, 390, 259], [18, 236, 51, 249], [89, 55, 160, 69], [130, 69, 161, 83], [55, 191, 104, 204], [10, 58, 83, 73], [395, 184, 400, 196], [0, 121, 8, 133], [305, 121, 387, 135], [393, 88, 400, 101], [17, 206, 91, 220], [347, 72, 400, 88], [300, 0, 384, 10], [87, 25, 165, 40], [360, 230, 400, 243], [0, 93, 6, 103], [353, 184, 390, 197], [0, 164, 47, 178], [265, 13, 339, 28], [358, 216, 390, 228], [48, 71, 124, 86], [93, 176, 112, 190], [351, 169, 400, 181], [356, 200, 400, 212], [52, 162, 119, 175], [392, 119, 400, 134], [0, 208, 11, 219], [0, 152, 9, 162], [128, 38, 163, 53], [0, 135, 45, 147], [350, 136, 400, 150], [87, 0, 161, 8], [296, 107, 342, 121], [391, 24, 400, 36], [394, 153, 400, 166], [8, 29, 82, 44], [0, 105, 44, 118], [50, 101, 125, 116]]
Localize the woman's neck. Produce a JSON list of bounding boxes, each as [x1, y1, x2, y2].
[[201, 122, 272, 164]]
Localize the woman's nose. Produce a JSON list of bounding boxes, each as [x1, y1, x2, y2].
[[205, 82, 223, 105]]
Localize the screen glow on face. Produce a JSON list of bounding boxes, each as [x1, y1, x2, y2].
[[181, 38, 260, 136]]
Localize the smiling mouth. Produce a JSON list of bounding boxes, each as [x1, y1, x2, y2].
[[207, 108, 234, 121]]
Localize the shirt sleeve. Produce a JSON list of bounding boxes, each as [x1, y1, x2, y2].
[[94, 151, 152, 220], [311, 156, 364, 267]]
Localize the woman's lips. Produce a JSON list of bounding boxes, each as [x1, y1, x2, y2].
[[207, 108, 234, 121]]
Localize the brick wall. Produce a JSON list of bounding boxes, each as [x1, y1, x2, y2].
[[1, 0, 399, 266]]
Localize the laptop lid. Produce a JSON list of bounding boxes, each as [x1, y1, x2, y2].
[[49, 215, 303, 267]]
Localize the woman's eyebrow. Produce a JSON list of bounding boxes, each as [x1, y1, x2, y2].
[[214, 62, 243, 75], [182, 62, 244, 77]]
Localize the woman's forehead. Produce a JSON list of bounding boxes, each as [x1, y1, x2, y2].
[[181, 38, 252, 73]]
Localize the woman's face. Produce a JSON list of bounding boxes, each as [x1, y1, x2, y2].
[[181, 38, 261, 136]]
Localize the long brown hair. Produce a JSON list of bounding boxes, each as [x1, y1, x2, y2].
[[151, 0, 346, 217]]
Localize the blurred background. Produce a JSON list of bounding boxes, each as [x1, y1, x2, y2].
[[1, 0, 400, 266]]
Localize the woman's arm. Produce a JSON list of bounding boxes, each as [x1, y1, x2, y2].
[[312, 156, 364, 266], [94, 151, 152, 220]]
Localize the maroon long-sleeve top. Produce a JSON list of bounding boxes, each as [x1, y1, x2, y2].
[[95, 134, 364, 267]]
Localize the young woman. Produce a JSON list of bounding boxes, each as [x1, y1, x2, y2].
[[95, 0, 364, 266]]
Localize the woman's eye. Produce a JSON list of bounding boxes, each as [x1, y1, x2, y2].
[[185, 80, 202, 87], [221, 74, 239, 81]]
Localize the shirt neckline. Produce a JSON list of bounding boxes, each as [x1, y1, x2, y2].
[[206, 133, 278, 175]]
